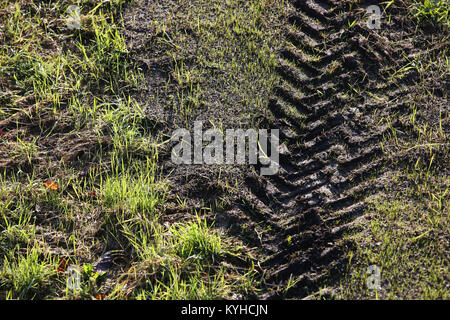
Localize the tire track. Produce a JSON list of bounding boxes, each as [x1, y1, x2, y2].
[[243, 0, 412, 298]]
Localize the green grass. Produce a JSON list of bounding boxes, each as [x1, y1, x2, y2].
[[411, 0, 450, 27], [104, 216, 256, 300], [171, 218, 223, 260], [340, 169, 448, 299], [337, 1, 449, 299], [0, 0, 261, 300], [101, 161, 165, 217], [0, 244, 58, 299]]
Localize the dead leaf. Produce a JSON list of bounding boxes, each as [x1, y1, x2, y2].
[[44, 181, 59, 191]]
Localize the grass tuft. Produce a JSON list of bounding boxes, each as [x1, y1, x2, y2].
[[411, 0, 450, 27], [171, 218, 223, 260]]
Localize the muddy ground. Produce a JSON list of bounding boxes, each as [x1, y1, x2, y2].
[[121, 0, 449, 299], [0, 0, 448, 299]]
